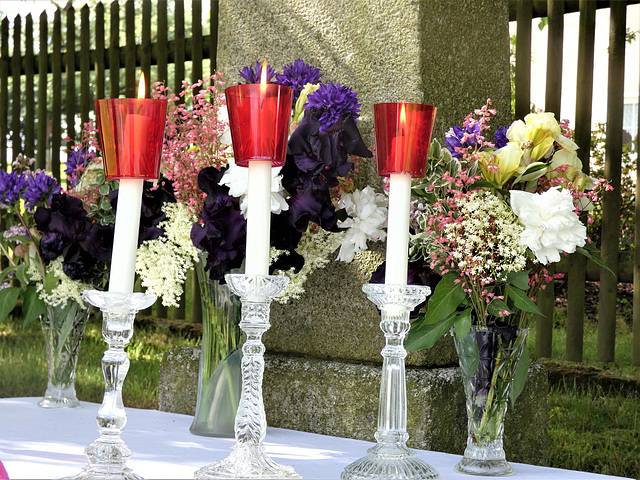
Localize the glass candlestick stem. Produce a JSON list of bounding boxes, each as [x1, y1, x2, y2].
[[60, 290, 157, 480], [195, 274, 301, 480], [341, 283, 441, 480]]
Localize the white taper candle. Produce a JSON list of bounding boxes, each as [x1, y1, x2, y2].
[[245, 160, 272, 276], [385, 172, 412, 286], [108, 178, 144, 293]]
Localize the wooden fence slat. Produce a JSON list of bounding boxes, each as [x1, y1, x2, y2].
[[192, 0, 203, 86], [51, 10, 62, 181], [36, 12, 47, 171], [109, 1, 119, 98], [80, 5, 91, 129], [175, 0, 185, 95], [65, 7, 76, 146], [125, 0, 135, 97], [515, 0, 532, 119], [141, 0, 151, 91], [156, 0, 168, 87], [24, 15, 35, 158], [0, 18, 7, 170], [634, 22, 640, 364], [210, 0, 218, 74], [95, 2, 105, 100], [11, 15, 22, 158], [597, 1, 627, 363], [566, 0, 596, 363]]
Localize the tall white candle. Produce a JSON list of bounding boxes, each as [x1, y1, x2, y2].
[[108, 178, 144, 293], [385, 172, 412, 286], [245, 160, 272, 276]]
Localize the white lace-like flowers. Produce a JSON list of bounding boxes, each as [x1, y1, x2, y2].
[[218, 158, 289, 217], [336, 186, 387, 262], [510, 187, 586, 264]]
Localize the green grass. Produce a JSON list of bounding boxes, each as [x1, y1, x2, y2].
[[0, 312, 198, 409]]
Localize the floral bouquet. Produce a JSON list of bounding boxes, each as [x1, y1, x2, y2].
[[404, 100, 607, 474]]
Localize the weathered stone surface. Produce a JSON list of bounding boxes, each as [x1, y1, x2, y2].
[[158, 348, 548, 465], [158, 346, 200, 415]]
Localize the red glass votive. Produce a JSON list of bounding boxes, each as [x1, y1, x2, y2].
[[95, 98, 168, 180], [374, 102, 437, 177], [225, 84, 293, 167]]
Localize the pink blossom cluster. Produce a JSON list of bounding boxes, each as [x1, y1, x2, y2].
[[153, 74, 230, 215]]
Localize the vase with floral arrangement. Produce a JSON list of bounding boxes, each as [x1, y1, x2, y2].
[[404, 100, 609, 475]]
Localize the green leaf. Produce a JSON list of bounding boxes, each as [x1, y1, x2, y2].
[[99, 183, 111, 196], [423, 272, 467, 324], [511, 344, 530, 406], [22, 286, 46, 327], [95, 173, 105, 185], [0, 287, 20, 323], [406, 315, 456, 351], [457, 333, 480, 378], [44, 270, 59, 294], [576, 246, 615, 277], [487, 298, 510, 317], [100, 200, 112, 211], [506, 270, 530, 290], [14, 263, 30, 286], [452, 307, 472, 339], [506, 285, 543, 315]]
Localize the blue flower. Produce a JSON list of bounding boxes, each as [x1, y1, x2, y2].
[[444, 123, 484, 158], [493, 126, 509, 149], [65, 149, 95, 187], [0, 171, 27, 207], [275, 59, 323, 103], [305, 83, 361, 132], [237, 61, 278, 84], [23, 171, 61, 211]]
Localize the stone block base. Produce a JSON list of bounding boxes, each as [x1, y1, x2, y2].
[[158, 349, 548, 465]]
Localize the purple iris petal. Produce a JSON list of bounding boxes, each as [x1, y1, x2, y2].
[[23, 171, 61, 211], [65, 149, 96, 187], [444, 123, 483, 158], [493, 126, 509, 149], [305, 83, 361, 132]]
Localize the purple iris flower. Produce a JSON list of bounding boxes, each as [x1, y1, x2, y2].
[[444, 123, 484, 158], [191, 167, 247, 281], [65, 149, 95, 187], [0, 171, 28, 207], [493, 126, 509, 149], [275, 59, 323, 104], [23, 171, 61, 211], [305, 83, 361, 133], [237, 61, 278, 85]]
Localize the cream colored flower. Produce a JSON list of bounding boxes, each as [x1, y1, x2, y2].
[[478, 143, 523, 187]]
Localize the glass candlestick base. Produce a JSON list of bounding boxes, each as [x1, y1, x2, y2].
[[194, 274, 301, 480], [341, 284, 441, 480], [60, 290, 157, 480]]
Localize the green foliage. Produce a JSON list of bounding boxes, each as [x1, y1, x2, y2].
[[588, 123, 638, 250]]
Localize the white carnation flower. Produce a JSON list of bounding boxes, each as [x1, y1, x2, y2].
[[510, 188, 586, 264], [218, 158, 289, 217], [336, 186, 387, 262]]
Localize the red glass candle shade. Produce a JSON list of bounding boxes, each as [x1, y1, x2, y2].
[[374, 102, 437, 177], [225, 84, 293, 167], [95, 99, 168, 180]]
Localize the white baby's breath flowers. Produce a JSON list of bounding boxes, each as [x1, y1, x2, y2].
[[510, 187, 586, 264], [274, 229, 345, 303], [336, 186, 387, 262], [28, 257, 90, 309], [219, 158, 289, 217], [135, 202, 200, 307]]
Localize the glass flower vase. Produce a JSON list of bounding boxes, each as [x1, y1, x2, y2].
[[38, 300, 91, 408], [453, 325, 530, 476], [190, 257, 244, 437], [341, 284, 441, 480]]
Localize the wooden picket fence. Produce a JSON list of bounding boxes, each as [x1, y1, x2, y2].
[[1, 0, 639, 365]]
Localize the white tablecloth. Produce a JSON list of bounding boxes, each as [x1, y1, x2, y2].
[[0, 398, 632, 480]]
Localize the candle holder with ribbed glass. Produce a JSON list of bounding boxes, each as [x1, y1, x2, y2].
[[194, 274, 301, 480], [60, 290, 157, 480], [341, 283, 441, 480]]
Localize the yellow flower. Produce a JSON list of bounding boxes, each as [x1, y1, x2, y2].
[[478, 143, 523, 187], [292, 83, 321, 123], [507, 112, 561, 162]]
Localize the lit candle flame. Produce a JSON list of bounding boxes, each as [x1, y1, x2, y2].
[[260, 58, 268, 85], [137, 72, 146, 99], [400, 103, 407, 131]]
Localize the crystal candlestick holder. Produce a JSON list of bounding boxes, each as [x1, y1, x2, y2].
[[195, 274, 301, 480], [341, 284, 441, 480], [61, 290, 157, 480]]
